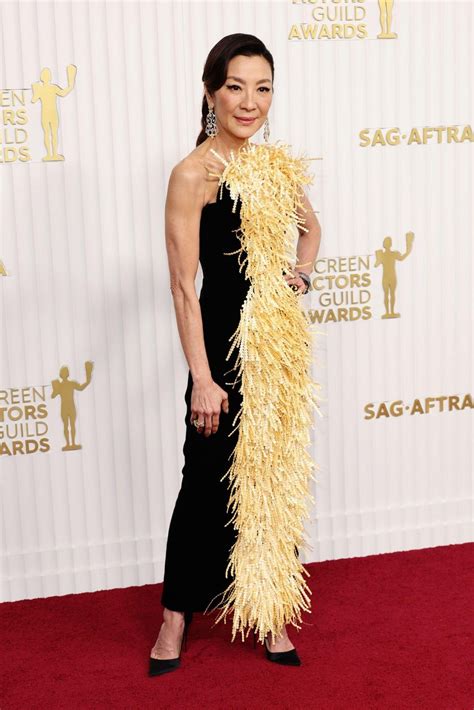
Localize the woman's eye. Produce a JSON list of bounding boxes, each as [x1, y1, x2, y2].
[[226, 84, 270, 93]]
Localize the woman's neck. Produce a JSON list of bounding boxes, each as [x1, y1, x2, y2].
[[207, 135, 250, 161]]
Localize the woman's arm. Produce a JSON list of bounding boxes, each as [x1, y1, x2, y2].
[[285, 190, 322, 292], [165, 165, 211, 385], [295, 190, 321, 275], [164, 164, 229, 436]]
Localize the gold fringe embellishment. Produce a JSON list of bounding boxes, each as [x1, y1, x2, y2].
[[205, 140, 323, 644]]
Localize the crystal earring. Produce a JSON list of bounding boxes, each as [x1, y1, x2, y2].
[[263, 117, 270, 143], [205, 105, 218, 137]]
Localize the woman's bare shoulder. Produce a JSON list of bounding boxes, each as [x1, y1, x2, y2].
[[167, 152, 206, 210], [169, 142, 224, 208], [173, 143, 209, 173]]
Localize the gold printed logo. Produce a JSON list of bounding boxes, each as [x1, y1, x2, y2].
[[0, 64, 77, 163], [51, 360, 93, 451], [31, 65, 77, 162], [374, 231, 414, 319], [0, 360, 93, 456], [359, 124, 473, 147], [303, 229, 415, 324], [289, 0, 398, 41], [377, 0, 397, 39], [364, 392, 473, 420]]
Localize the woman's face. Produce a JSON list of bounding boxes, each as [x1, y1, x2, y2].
[[206, 54, 273, 140]]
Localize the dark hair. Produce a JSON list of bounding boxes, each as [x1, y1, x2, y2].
[[196, 34, 274, 147]]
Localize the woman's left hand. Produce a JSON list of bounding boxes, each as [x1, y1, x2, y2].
[[283, 269, 307, 295]]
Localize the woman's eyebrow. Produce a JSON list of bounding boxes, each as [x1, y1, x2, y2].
[[226, 75, 272, 85]]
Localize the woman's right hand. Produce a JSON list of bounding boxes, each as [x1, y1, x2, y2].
[[190, 379, 229, 437]]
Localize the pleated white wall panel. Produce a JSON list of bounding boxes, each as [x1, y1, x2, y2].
[[0, 0, 472, 602]]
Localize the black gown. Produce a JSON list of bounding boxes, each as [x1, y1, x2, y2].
[[160, 184, 250, 612]]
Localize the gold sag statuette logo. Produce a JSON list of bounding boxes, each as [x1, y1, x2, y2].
[[377, 0, 397, 39], [0, 64, 76, 163], [0, 259, 8, 276], [289, 0, 397, 41], [374, 231, 414, 319], [31, 65, 77, 161], [51, 360, 93, 451]]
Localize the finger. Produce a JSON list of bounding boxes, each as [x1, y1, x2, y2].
[[211, 412, 220, 434], [192, 415, 205, 432], [203, 412, 213, 438], [222, 396, 229, 414], [191, 408, 204, 425]]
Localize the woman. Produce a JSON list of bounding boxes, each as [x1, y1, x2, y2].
[[150, 34, 321, 676]]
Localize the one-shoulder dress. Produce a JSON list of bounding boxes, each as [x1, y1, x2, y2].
[[160, 184, 250, 612]]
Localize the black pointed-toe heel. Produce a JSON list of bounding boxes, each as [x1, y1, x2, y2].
[[148, 610, 194, 677], [253, 630, 301, 666]]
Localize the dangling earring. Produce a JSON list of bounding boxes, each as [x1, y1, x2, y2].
[[205, 105, 218, 137], [263, 117, 270, 143]]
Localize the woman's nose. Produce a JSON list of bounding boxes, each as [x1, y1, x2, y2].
[[240, 94, 258, 109]]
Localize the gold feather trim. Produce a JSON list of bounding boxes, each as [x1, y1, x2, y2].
[[204, 140, 323, 644]]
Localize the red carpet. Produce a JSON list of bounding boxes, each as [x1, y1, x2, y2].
[[2, 543, 472, 709]]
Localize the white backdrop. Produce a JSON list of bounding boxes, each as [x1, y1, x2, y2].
[[1, 0, 472, 602]]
